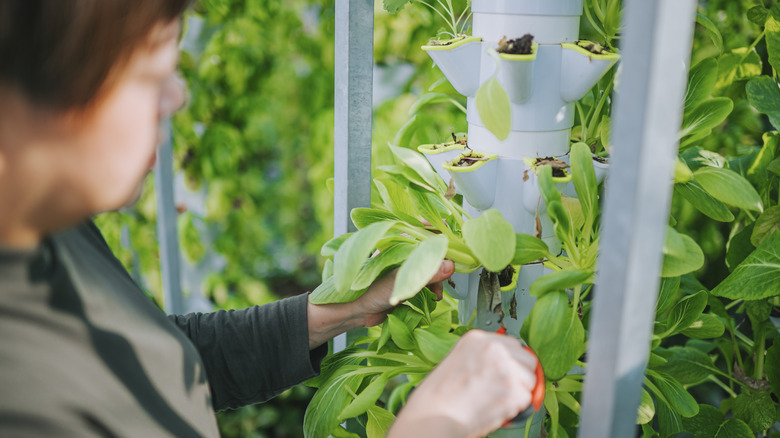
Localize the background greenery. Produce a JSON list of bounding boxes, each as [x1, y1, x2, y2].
[[94, 0, 780, 436]]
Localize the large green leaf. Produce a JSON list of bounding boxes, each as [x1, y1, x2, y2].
[[726, 222, 756, 271], [637, 389, 655, 425], [383, 0, 413, 14], [748, 6, 769, 25], [390, 235, 449, 305], [310, 276, 366, 304], [681, 404, 724, 438], [657, 276, 681, 316], [339, 372, 390, 421], [374, 177, 418, 220], [350, 208, 403, 229], [715, 48, 762, 91], [656, 395, 684, 438], [656, 346, 717, 385], [767, 15, 780, 74], [463, 209, 516, 272], [335, 221, 396, 294], [351, 243, 414, 290], [528, 291, 584, 381], [662, 233, 705, 278], [413, 327, 459, 363], [389, 145, 447, 193], [680, 98, 733, 148], [304, 368, 365, 437], [664, 291, 708, 337], [570, 142, 599, 221], [747, 132, 779, 187], [674, 181, 735, 222], [366, 406, 396, 438], [664, 226, 687, 259], [711, 232, 780, 300], [751, 206, 780, 247], [695, 14, 723, 54], [680, 314, 725, 339], [766, 342, 780, 398], [387, 314, 416, 350], [322, 233, 353, 257], [712, 420, 755, 438], [529, 269, 593, 297], [684, 58, 718, 113], [511, 233, 550, 264], [693, 167, 762, 212], [547, 200, 574, 247], [476, 76, 511, 141], [648, 370, 699, 418], [732, 391, 776, 434], [747, 76, 780, 131]]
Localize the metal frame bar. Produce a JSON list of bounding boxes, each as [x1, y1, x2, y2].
[[578, 1, 697, 436], [154, 119, 185, 316], [333, 0, 375, 353]]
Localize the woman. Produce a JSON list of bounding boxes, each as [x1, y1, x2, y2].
[[0, 1, 538, 437]]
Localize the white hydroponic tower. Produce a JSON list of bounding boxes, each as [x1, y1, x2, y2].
[[422, 0, 618, 355]]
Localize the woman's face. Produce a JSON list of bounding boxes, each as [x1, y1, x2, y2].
[[55, 19, 186, 213]]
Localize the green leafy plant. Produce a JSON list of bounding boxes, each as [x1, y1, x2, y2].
[[383, 0, 472, 41]]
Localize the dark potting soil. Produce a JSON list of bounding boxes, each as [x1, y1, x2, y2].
[[593, 155, 608, 164], [534, 157, 570, 177], [498, 265, 515, 287], [497, 34, 534, 55], [452, 152, 489, 167], [427, 34, 468, 47], [576, 40, 610, 55]]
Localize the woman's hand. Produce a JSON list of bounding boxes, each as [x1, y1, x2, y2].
[[306, 260, 455, 349], [388, 330, 539, 438], [353, 259, 455, 327]]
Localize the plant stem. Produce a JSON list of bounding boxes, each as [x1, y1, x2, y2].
[[730, 322, 745, 370], [586, 80, 613, 140], [576, 103, 588, 141], [755, 325, 766, 380], [707, 375, 738, 398], [724, 299, 743, 310]]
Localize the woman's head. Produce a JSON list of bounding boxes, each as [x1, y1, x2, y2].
[[0, 1, 191, 246], [0, 0, 190, 111]]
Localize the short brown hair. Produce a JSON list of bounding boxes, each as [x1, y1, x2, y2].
[[0, 0, 191, 111]]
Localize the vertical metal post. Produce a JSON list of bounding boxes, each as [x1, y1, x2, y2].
[[332, 0, 374, 353], [154, 119, 185, 315], [579, 1, 697, 437]]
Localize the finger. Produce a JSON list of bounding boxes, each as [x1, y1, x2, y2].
[[488, 333, 539, 371], [428, 282, 444, 300], [428, 260, 454, 283]]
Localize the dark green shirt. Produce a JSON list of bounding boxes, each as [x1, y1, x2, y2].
[[0, 222, 326, 437]]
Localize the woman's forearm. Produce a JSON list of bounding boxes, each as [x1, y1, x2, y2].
[[306, 300, 365, 350]]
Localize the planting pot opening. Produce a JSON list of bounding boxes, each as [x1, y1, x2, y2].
[[525, 156, 572, 181], [497, 34, 535, 56], [422, 35, 482, 51], [444, 150, 497, 171]]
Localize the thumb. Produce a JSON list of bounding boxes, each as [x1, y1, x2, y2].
[[429, 260, 455, 283]]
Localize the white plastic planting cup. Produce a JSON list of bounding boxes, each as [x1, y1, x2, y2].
[[443, 151, 499, 210], [497, 43, 538, 104], [423, 37, 483, 97], [560, 43, 619, 102], [418, 143, 467, 183]]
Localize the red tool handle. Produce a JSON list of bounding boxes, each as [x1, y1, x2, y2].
[[495, 326, 546, 423]]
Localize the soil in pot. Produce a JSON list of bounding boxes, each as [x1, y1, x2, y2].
[[498, 265, 516, 288], [426, 34, 470, 47], [430, 133, 468, 150], [497, 34, 534, 55], [593, 155, 608, 164], [450, 150, 491, 168], [575, 40, 612, 55], [533, 156, 570, 178]]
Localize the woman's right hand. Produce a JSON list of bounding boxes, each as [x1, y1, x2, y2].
[[387, 329, 539, 438]]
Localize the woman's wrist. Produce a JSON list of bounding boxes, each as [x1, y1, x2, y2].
[[306, 299, 366, 350]]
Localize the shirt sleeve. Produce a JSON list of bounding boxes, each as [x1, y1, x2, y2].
[[167, 293, 328, 411]]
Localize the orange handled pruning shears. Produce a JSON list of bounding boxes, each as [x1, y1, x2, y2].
[[496, 325, 545, 426]]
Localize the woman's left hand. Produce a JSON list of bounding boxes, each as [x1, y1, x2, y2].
[[353, 260, 455, 327]]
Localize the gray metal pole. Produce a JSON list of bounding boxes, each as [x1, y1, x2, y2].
[[578, 1, 697, 437], [333, 0, 374, 352], [154, 118, 185, 315]]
